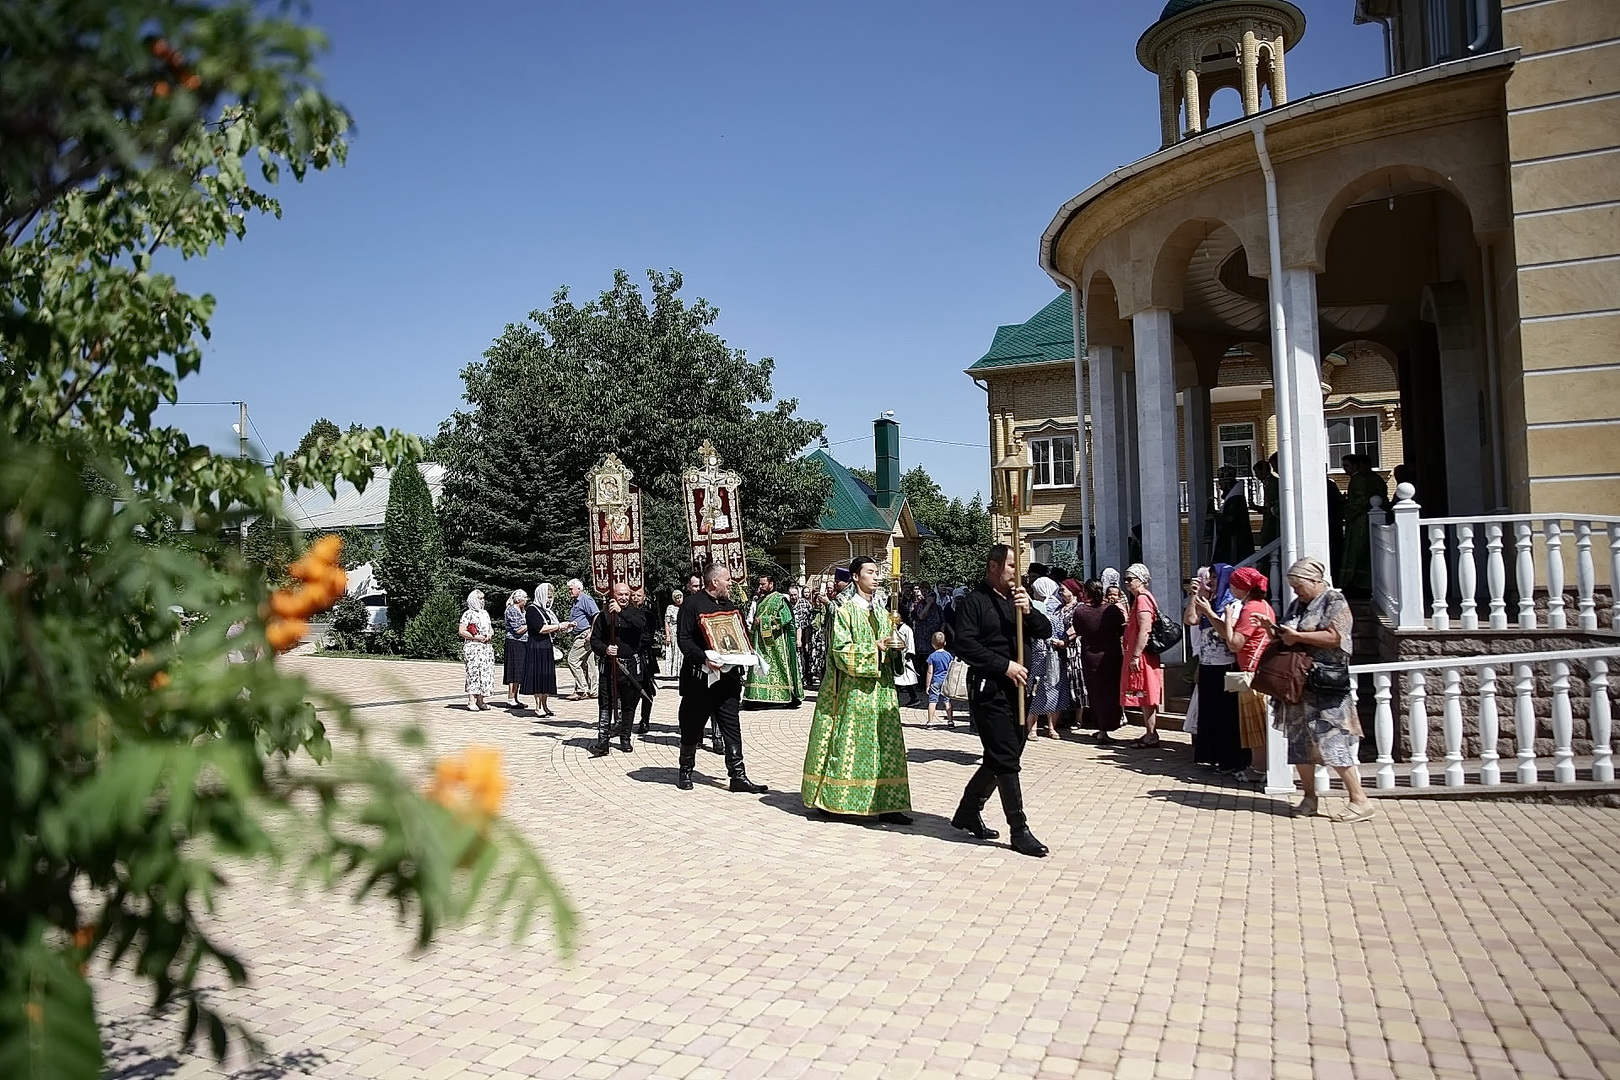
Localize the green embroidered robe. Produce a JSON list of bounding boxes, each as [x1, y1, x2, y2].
[[744, 590, 803, 703], [800, 595, 911, 815]]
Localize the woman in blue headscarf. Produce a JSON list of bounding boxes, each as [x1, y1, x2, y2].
[[1186, 563, 1246, 771]]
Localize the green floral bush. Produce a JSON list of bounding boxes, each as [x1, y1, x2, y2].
[[0, 4, 571, 1077]]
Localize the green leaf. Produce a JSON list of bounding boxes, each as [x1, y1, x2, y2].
[[0, 930, 104, 1080]]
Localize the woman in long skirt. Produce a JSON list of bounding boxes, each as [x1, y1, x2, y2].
[[502, 589, 529, 706], [521, 583, 561, 716], [1071, 580, 1125, 738], [1027, 578, 1070, 738]]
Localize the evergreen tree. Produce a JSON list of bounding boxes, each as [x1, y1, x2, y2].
[[379, 463, 444, 626], [437, 269, 831, 598]]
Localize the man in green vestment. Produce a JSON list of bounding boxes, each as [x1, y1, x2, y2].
[[743, 572, 803, 707], [801, 556, 913, 824]]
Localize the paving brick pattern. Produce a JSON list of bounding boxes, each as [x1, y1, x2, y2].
[[96, 656, 1620, 1079]]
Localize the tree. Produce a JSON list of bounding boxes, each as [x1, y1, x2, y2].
[[378, 462, 444, 628], [293, 417, 342, 460], [849, 465, 992, 585], [0, 6, 568, 1077], [436, 269, 831, 598]]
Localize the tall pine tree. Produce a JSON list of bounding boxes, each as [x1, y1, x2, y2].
[[379, 462, 445, 626], [437, 269, 830, 598]]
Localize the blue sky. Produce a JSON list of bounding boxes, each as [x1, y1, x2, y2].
[[168, 0, 1384, 499]]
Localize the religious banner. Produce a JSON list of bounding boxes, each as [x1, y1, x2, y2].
[[681, 439, 747, 582], [585, 453, 644, 595]]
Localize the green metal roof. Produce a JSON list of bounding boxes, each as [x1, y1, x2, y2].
[[967, 292, 1082, 372], [804, 449, 896, 532], [1158, 0, 1220, 20]]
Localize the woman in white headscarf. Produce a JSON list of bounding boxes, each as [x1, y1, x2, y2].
[[459, 589, 496, 710], [522, 583, 563, 716], [1101, 567, 1127, 614], [1027, 576, 1069, 738], [1257, 557, 1372, 822]]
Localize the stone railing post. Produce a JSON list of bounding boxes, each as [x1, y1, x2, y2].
[[1391, 483, 1424, 630]]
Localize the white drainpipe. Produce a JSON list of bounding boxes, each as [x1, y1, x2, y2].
[[1252, 123, 1297, 581], [1049, 268, 1094, 576], [1252, 121, 1301, 798]]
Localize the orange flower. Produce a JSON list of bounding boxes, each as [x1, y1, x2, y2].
[[153, 80, 170, 98], [72, 925, 95, 950], [308, 534, 343, 565], [150, 671, 170, 690], [425, 746, 506, 822], [266, 617, 308, 653], [181, 73, 202, 92]]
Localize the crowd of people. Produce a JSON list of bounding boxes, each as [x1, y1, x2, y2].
[[446, 538, 1371, 858]]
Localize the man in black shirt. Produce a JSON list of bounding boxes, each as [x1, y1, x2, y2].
[[949, 543, 1054, 857], [631, 583, 658, 735], [675, 562, 767, 794], [589, 581, 649, 757]]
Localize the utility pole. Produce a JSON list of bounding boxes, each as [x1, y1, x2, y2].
[[237, 401, 249, 550]]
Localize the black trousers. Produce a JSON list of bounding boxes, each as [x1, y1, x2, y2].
[[639, 656, 657, 724], [967, 672, 1029, 775], [678, 675, 742, 749], [597, 657, 642, 739]]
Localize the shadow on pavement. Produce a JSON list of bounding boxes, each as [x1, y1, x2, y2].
[[905, 747, 984, 766], [756, 793, 991, 847], [1147, 788, 1292, 815]]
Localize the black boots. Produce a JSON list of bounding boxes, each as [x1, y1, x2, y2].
[[589, 702, 615, 758], [635, 718, 649, 735], [707, 720, 723, 755], [618, 732, 634, 753], [676, 744, 696, 790], [951, 767, 1001, 840], [995, 773, 1049, 857], [722, 731, 766, 794]]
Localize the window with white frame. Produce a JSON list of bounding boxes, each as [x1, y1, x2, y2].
[[1027, 435, 1076, 488], [1326, 414, 1381, 470], [1217, 422, 1256, 473], [1030, 537, 1078, 567]]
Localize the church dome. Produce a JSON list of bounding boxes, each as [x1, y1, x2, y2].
[[1159, 0, 1220, 19]]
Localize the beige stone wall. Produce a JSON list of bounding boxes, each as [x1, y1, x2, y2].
[[983, 362, 1084, 547], [1502, 0, 1620, 516]]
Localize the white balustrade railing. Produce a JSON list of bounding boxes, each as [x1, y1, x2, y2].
[[1351, 646, 1620, 789], [1369, 484, 1620, 634]]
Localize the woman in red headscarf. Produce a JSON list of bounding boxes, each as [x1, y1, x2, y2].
[[1212, 566, 1275, 783]]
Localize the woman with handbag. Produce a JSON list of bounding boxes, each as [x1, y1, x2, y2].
[[1187, 563, 1246, 773], [1255, 557, 1374, 822], [1120, 563, 1166, 748], [1207, 566, 1274, 784]]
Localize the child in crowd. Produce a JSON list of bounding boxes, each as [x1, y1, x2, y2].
[[925, 632, 954, 728]]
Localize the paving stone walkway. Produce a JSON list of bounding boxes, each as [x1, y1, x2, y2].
[[96, 655, 1620, 1079]]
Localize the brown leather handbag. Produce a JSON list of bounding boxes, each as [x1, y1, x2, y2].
[[1250, 641, 1310, 705]]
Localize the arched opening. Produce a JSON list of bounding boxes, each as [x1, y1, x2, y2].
[[1317, 174, 1496, 517], [1205, 84, 1245, 128]]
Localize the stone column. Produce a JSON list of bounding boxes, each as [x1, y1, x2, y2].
[[1183, 67, 1202, 135], [1184, 384, 1213, 567], [1122, 372, 1141, 563], [1089, 345, 1123, 573], [1159, 70, 1180, 146], [1131, 308, 1185, 656], [1241, 32, 1260, 115], [1278, 267, 1330, 568], [1270, 36, 1289, 106]]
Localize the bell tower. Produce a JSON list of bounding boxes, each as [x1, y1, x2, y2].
[[1137, 0, 1306, 147]]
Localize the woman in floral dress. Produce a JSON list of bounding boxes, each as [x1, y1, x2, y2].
[[459, 589, 496, 711], [1259, 558, 1374, 822]]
